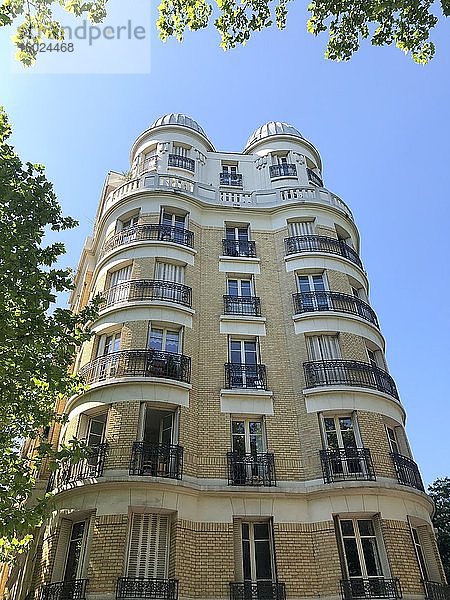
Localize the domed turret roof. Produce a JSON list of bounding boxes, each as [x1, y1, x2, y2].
[[150, 113, 208, 138], [245, 121, 303, 151]]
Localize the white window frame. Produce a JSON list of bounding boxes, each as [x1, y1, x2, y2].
[[227, 277, 254, 297], [148, 325, 181, 354], [338, 517, 387, 581], [225, 225, 250, 242], [240, 520, 276, 583]]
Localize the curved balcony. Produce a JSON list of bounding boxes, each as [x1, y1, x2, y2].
[[222, 239, 257, 258], [225, 363, 267, 390], [224, 295, 261, 317], [319, 447, 375, 483], [116, 577, 178, 600], [102, 280, 192, 309], [220, 172, 243, 187], [303, 360, 399, 400], [229, 582, 286, 600], [79, 349, 191, 385], [307, 167, 324, 187], [293, 291, 378, 328], [269, 163, 297, 178], [129, 442, 183, 479], [47, 443, 107, 491], [284, 235, 363, 269], [41, 580, 88, 600], [423, 581, 450, 600], [340, 578, 402, 600], [101, 224, 194, 257], [227, 452, 276, 486], [168, 153, 195, 172], [390, 452, 425, 491]]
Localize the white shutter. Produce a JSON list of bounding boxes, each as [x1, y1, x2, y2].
[[155, 262, 185, 284], [127, 514, 170, 579], [288, 221, 314, 237], [52, 519, 73, 582]]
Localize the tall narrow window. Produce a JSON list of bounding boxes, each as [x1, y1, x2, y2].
[[339, 519, 384, 583], [297, 273, 328, 311], [386, 426, 400, 455], [241, 522, 274, 582], [64, 521, 87, 581], [107, 265, 132, 305], [288, 221, 315, 237], [126, 514, 170, 579], [412, 528, 429, 582], [321, 415, 366, 477]]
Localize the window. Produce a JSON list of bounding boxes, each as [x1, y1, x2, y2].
[[136, 407, 180, 477], [232, 419, 265, 456], [161, 210, 187, 229], [227, 278, 253, 297], [338, 518, 385, 584], [273, 154, 288, 166], [366, 346, 384, 369], [155, 261, 185, 283], [109, 265, 132, 289], [230, 339, 258, 366], [64, 521, 88, 581], [143, 408, 177, 446], [126, 514, 170, 579], [238, 521, 275, 583], [117, 213, 139, 233], [412, 528, 429, 581], [409, 521, 442, 583], [148, 327, 180, 354], [107, 265, 132, 304], [96, 331, 121, 358], [322, 415, 359, 450], [307, 335, 341, 361], [288, 221, 315, 237], [297, 273, 328, 311], [86, 414, 106, 447], [386, 426, 400, 455], [228, 339, 263, 388], [223, 165, 238, 176], [321, 414, 366, 477], [226, 225, 250, 242], [173, 144, 188, 157]]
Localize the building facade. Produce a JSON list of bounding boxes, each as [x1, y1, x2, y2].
[[5, 115, 448, 600]]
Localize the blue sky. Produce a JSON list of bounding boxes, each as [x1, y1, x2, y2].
[[1, 2, 449, 485]]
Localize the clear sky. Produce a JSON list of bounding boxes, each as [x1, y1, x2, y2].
[[1, 2, 449, 486]]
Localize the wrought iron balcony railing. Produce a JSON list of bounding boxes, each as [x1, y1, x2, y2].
[[307, 167, 324, 187], [284, 235, 363, 269], [47, 443, 107, 491], [168, 153, 195, 172], [41, 580, 88, 600], [129, 442, 183, 479], [423, 581, 450, 600], [320, 447, 376, 483], [227, 452, 276, 486], [224, 363, 268, 390], [223, 295, 261, 317], [293, 291, 379, 328], [269, 164, 297, 178], [102, 280, 192, 309], [220, 172, 243, 187], [390, 452, 425, 491], [102, 224, 194, 256], [116, 577, 179, 600], [79, 350, 191, 385], [340, 578, 402, 600], [222, 239, 257, 258], [303, 360, 399, 400], [229, 582, 286, 600]]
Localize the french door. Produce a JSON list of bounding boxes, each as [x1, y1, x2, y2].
[[230, 340, 259, 387], [127, 514, 170, 579], [231, 420, 265, 483], [241, 522, 275, 585], [323, 415, 363, 476], [297, 274, 329, 311]]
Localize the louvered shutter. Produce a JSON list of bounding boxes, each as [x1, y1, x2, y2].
[[288, 221, 314, 237], [155, 262, 185, 284], [51, 519, 73, 582], [127, 514, 170, 579], [417, 525, 442, 582]]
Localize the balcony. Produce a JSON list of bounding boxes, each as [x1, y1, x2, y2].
[[227, 452, 276, 486], [79, 350, 191, 385], [320, 447, 376, 483], [129, 442, 183, 479], [222, 239, 257, 258], [229, 582, 286, 600], [220, 172, 243, 187], [224, 295, 261, 317], [47, 443, 107, 491], [102, 280, 192, 309], [168, 153, 195, 172], [269, 164, 297, 178], [423, 581, 450, 600], [225, 363, 267, 390], [41, 580, 88, 600], [390, 452, 425, 491], [307, 167, 324, 187], [102, 224, 194, 256], [340, 578, 402, 600], [116, 577, 178, 600], [293, 291, 378, 328], [303, 360, 399, 400], [284, 235, 363, 269]]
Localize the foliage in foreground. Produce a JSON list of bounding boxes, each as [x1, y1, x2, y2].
[[0, 108, 97, 562], [428, 477, 450, 581], [2, 0, 450, 66]]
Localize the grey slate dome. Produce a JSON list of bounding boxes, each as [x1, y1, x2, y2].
[[245, 121, 303, 150], [150, 114, 208, 138]]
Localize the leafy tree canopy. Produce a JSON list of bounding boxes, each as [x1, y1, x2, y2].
[[2, 0, 450, 65], [0, 108, 97, 562], [428, 477, 450, 581]]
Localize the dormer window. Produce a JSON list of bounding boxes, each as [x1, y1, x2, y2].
[[220, 163, 242, 187], [168, 144, 195, 172]]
